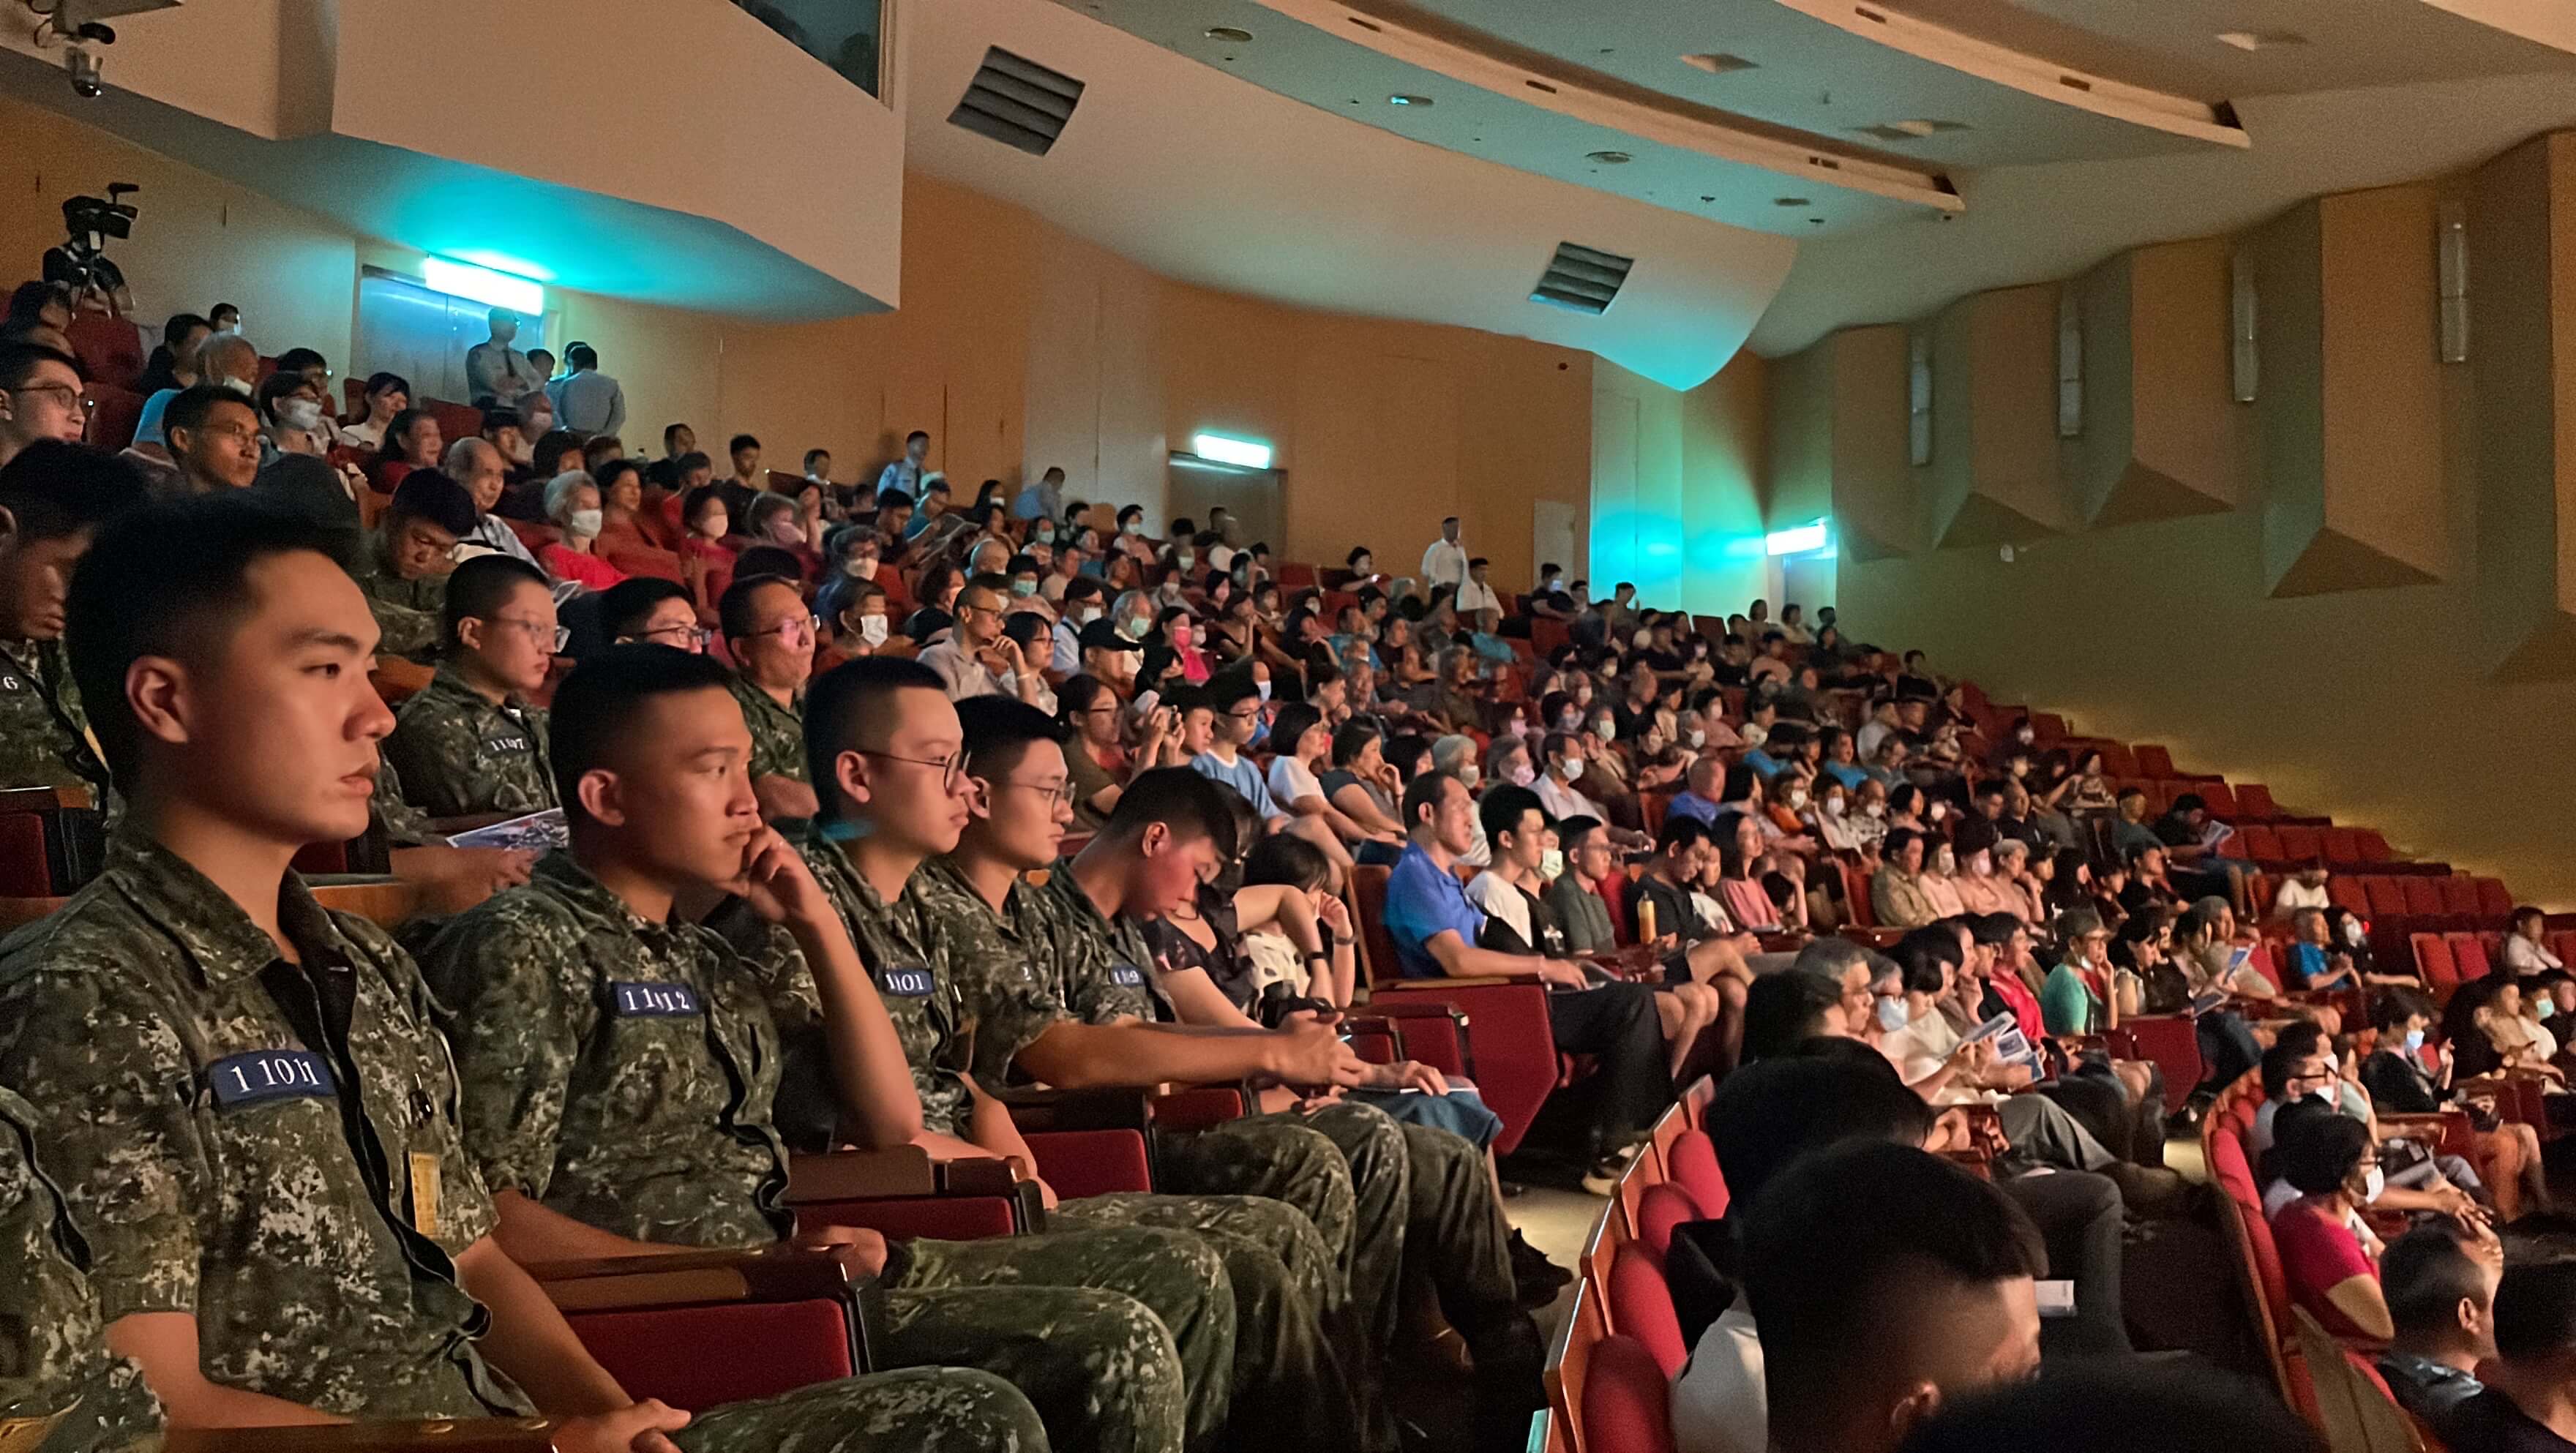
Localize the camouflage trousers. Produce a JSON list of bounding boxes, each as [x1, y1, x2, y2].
[[1051, 1193, 1362, 1453], [1160, 1102, 1408, 1451], [677, 1364, 1050, 1453], [893, 1226, 1217, 1453]]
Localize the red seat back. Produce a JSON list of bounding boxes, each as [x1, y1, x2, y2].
[[569, 1299, 855, 1411], [1842, 860, 1879, 929], [2328, 878, 2369, 915], [1024, 1129, 1152, 1201], [1663, 1130, 1728, 1219], [2097, 743, 2138, 777], [2365, 878, 2409, 917], [1582, 1334, 1679, 1453], [2321, 829, 2361, 864], [2402, 879, 2446, 917], [2352, 830, 2394, 864], [1353, 865, 1401, 985], [2551, 930, 2576, 969], [2446, 933, 2492, 984], [2200, 783, 2239, 819], [0, 814, 50, 898], [65, 312, 143, 390], [2236, 825, 2284, 863], [2412, 935, 2459, 998], [2237, 784, 2282, 819], [2277, 827, 2323, 863], [1633, 1182, 1700, 1258], [2119, 1016, 2204, 1111], [2136, 745, 2179, 778], [1599, 871, 1636, 945], [1607, 1244, 1688, 1378], [2478, 879, 2514, 919], [83, 382, 144, 452], [2441, 878, 2481, 915]]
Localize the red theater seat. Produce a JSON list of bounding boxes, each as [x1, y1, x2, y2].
[[2353, 830, 2395, 864], [2135, 745, 2179, 778], [2402, 878, 2446, 917], [534, 1246, 881, 1411], [1355, 864, 1562, 1156], [2446, 933, 2493, 985], [83, 382, 143, 452], [65, 312, 143, 390], [2412, 936, 2460, 999], [1606, 1244, 1687, 1379], [1662, 1129, 1728, 1219], [1633, 1182, 1699, 1258], [2237, 784, 2284, 819], [2365, 878, 2409, 917], [2277, 826, 2323, 863]]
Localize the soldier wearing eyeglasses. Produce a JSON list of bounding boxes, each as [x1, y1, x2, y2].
[[383, 555, 560, 821], [720, 572, 820, 823], [0, 342, 89, 473]]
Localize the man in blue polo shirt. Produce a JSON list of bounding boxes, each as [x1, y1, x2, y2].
[[1666, 754, 1725, 827], [1382, 770, 1669, 1174]]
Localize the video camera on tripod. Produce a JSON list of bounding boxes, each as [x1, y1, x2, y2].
[[42, 183, 139, 317]]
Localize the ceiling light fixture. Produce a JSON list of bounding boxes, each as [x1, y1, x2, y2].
[[1388, 93, 1431, 106], [1587, 150, 1632, 165], [2216, 29, 2306, 50], [1204, 25, 1252, 42], [1680, 53, 1756, 75], [1772, 196, 1810, 207]]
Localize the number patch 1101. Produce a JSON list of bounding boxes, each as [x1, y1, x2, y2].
[[208, 1050, 337, 1111]]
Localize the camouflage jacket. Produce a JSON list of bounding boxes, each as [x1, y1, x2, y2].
[[354, 541, 446, 664], [0, 833, 522, 1421], [793, 829, 975, 1142], [728, 672, 808, 784], [383, 667, 556, 820], [0, 637, 106, 795], [0, 1087, 160, 1453], [370, 762, 441, 849], [413, 852, 791, 1249], [935, 857, 1174, 1088]]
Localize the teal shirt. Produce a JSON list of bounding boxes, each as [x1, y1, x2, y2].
[[2040, 962, 2101, 1036]]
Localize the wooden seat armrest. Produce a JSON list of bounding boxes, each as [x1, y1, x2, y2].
[[1374, 973, 1549, 990], [785, 1145, 1024, 1204], [987, 1084, 1154, 1133], [167, 1420, 561, 1453], [1366, 997, 1466, 1019], [1341, 1015, 1399, 1037], [525, 1244, 872, 1312], [0, 785, 94, 812]]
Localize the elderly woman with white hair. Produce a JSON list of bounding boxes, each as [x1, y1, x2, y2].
[[538, 468, 626, 591]]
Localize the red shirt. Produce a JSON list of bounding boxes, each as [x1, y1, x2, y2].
[[540, 544, 626, 591], [2271, 1198, 2377, 1339], [1989, 969, 2045, 1043]]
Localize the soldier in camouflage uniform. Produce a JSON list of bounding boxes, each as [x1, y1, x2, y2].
[[383, 557, 561, 819], [0, 1086, 160, 1453], [0, 498, 1050, 1453], [944, 748, 1543, 1449], [0, 442, 140, 795], [721, 574, 821, 822], [416, 648, 1240, 1453], [357, 470, 477, 663], [791, 661, 1369, 1452]]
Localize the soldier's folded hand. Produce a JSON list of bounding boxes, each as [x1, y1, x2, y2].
[[549, 1397, 692, 1453]]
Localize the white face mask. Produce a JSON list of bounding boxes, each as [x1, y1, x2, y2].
[[858, 615, 889, 647], [1457, 763, 1480, 788], [1863, 802, 1886, 819], [1824, 795, 1846, 816], [278, 398, 323, 432], [1592, 718, 1617, 740], [1077, 605, 1103, 624], [1933, 851, 1958, 875], [1540, 848, 1565, 881], [1687, 729, 1705, 748], [1786, 787, 1809, 809], [843, 557, 877, 579], [1554, 758, 1581, 781], [1255, 680, 1272, 702], [566, 508, 603, 538]]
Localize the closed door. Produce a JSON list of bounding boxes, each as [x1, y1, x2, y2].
[[1532, 500, 1579, 595]]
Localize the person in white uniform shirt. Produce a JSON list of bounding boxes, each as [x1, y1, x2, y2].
[[1420, 516, 1469, 595], [1453, 556, 1504, 623]]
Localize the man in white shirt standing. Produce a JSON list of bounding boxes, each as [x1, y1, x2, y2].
[[877, 429, 931, 499], [464, 308, 545, 404], [1420, 516, 1469, 596]]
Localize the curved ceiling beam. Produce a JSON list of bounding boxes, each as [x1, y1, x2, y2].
[[1249, 0, 1965, 215], [1771, 0, 2249, 151]]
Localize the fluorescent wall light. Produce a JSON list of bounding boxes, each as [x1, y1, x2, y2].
[[1191, 432, 1273, 469], [1765, 519, 1829, 555], [422, 257, 546, 316]]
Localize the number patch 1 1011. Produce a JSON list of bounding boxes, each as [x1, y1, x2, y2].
[[208, 1050, 337, 1111]]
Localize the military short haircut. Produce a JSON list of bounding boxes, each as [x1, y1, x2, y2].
[[0, 441, 146, 541], [718, 573, 801, 643], [956, 693, 1068, 780], [1399, 768, 1456, 830], [599, 577, 692, 641], [162, 383, 253, 439], [0, 342, 80, 391], [67, 494, 348, 792], [386, 470, 478, 538], [1478, 783, 1546, 852], [440, 554, 551, 648], [549, 645, 737, 817], [804, 655, 948, 816], [1102, 766, 1238, 861]]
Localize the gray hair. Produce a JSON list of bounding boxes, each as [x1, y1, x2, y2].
[[443, 436, 501, 475], [1790, 936, 1876, 982], [542, 468, 596, 522], [1431, 733, 1478, 773]]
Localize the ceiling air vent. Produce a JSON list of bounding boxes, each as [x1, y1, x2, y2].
[[1530, 242, 1633, 315], [948, 47, 1086, 156]]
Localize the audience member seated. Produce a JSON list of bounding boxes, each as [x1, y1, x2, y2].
[[359, 470, 476, 660], [2377, 1220, 2504, 1440], [2438, 1259, 2576, 1453], [0, 442, 143, 794], [2266, 1104, 2395, 1340], [718, 573, 819, 822], [383, 554, 561, 821]]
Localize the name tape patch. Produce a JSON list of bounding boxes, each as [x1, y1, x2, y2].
[[483, 736, 531, 754], [1107, 962, 1147, 988], [609, 982, 703, 1018], [209, 1050, 336, 1111], [880, 966, 937, 998]]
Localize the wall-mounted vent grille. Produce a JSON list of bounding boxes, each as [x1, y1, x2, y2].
[[1530, 242, 1633, 315], [949, 47, 1086, 156]]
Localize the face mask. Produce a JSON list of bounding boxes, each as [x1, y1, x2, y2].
[[1933, 852, 1957, 875], [2542, 999, 2559, 1021], [858, 615, 889, 647], [1864, 803, 1886, 819], [769, 521, 801, 545], [1506, 718, 1528, 737], [2403, 1029, 2427, 1054], [1688, 729, 1706, 748], [1540, 848, 1565, 881], [1509, 763, 1537, 788], [2360, 1166, 2386, 1204], [1123, 521, 1142, 536], [1255, 680, 1272, 702], [1929, 802, 1948, 822], [567, 508, 603, 537], [1115, 651, 1142, 678], [1787, 787, 1809, 809], [279, 398, 323, 432], [1176, 552, 1197, 570], [1128, 617, 1153, 639], [1557, 710, 1582, 731], [843, 557, 877, 579], [1011, 579, 1038, 597], [1969, 855, 1993, 877], [2307, 1084, 2338, 1106], [1876, 996, 1911, 1033], [1075, 604, 1102, 625], [1592, 718, 1617, 740], [217, 375, 254, 398], [1035, 526, 1055, 544], [1824, 795, 1846, 816], [1170, 625, 1194, 647], [1554, 759, 1581, 781], [1457, 764, 1481, 788]]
